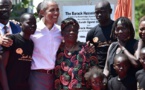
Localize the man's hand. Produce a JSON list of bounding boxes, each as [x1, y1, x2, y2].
[[86, 41, 95, 53], [1, 36, 13, 47], [9, 19, 20, 25], [84, 41, 95, 54]]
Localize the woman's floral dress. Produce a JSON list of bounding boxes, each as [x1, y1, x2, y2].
[[55, 45, 98, 90]]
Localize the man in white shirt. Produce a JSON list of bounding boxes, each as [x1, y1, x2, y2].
[[29, 0, 62, 90]]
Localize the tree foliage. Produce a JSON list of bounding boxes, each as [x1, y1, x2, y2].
[[10, 0, 32, 21]]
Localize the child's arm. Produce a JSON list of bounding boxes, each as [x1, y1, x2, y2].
[[0, 54, 9, 90]]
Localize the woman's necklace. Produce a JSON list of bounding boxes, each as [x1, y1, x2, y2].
[[65, 44, 76, 56]]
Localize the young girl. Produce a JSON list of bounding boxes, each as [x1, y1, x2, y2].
[[2, 13, 36, 90], [84, 66, 107, 90]]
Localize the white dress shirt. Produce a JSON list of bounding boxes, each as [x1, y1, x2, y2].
[[0, 22, 12, 36], [0, 22, 13, 52], [30, 19, 62, 70]]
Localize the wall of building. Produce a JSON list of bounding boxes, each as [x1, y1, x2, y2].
[[58, 0, 118, 24]]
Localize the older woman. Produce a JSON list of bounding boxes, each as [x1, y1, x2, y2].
[[103, 17, 139, 79], [54, 18, 97, 90]]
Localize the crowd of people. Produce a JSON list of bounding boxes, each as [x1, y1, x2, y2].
[[0, 0, 144, 90]]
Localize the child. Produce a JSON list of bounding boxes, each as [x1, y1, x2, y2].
[[136, 47, 145, 90], [108, 53, 137, 90], [2, 13, 36, 90], [84, 66, 107, 90]]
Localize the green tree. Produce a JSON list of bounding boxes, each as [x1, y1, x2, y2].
[[10, 0, 33, 21]]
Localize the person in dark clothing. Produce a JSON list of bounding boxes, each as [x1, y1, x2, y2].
[[2, 13, 36, 90], [108, 53, 137, 90], [136, 47, 145, 90], [134, 16, 145, 90], [86, 0, 116, 69], [0, 0, 21, 90], [103, 17, 139, 84]]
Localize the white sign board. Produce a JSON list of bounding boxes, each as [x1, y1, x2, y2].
[[63, 5, 114, 42]]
